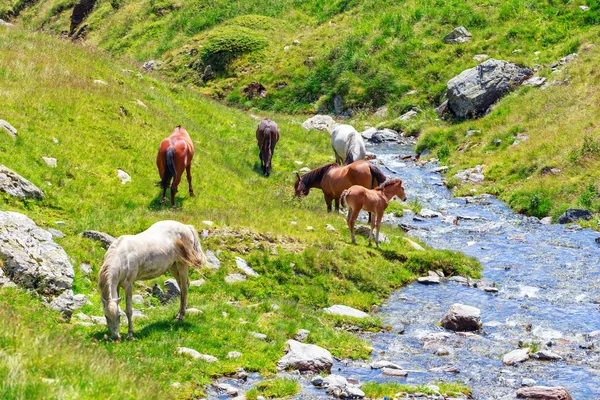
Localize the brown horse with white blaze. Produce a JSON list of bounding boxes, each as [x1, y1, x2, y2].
[[157, 126, 195, 206], [341, 178, 407, 246], [256, 118, 280, 177], [294, 160, 387, 212]]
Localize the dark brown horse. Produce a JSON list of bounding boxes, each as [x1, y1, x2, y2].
[[157, 126, 195, 206], [256, 118, 280, 177], [294, 160, 386, 212]]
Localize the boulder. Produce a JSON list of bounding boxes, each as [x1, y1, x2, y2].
[[503, 348, 530, 365], [49, 290, 87, 318], [321, 374, 365, 399], [276, 339, 334, 372], [80, 230, 116, 247], [0, 165, 45, 200], [235, 256, 259, 277], [454, 165, 484, 184], [302, 115, 337, 133], [323, 304, 369, 319], [443, 26, 472, 44], [557, 209, 592, 224], [0, 120, 17, 138], [363, 128, 400, 143], [446, 59, 532, 118], [418, 276, 440, 285], [516, 386, 573, 400], [164, 278, 180, 299], [206, 250, 220, 269], [440, 303, 482, 331]]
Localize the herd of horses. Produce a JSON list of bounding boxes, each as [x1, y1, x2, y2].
[[100, 118, 407, 340]]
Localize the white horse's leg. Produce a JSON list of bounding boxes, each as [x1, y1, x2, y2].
[[125, 282, 134, 339], [171, 263, 188, 320]]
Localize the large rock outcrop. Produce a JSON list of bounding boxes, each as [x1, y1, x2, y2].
[[0, 211, 82, 317], [277, 339, 334, 372], [446, 59, 532, 118], [302, 115, 337, 133], [0, 165, 45, 200], [557, 208, 592, 224]]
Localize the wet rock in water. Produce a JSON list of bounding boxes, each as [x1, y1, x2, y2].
[[311, 375, 324, 387], [484, 287, 499, 293], [323, 304, 369, 319], [431, 166, 448, 174], [213, 383, 239, 397], [557, 208, 592, 224], [250, 331, 267, 340], [418, 275, 440, 284], [235, 256, 259, 277], [443, 26, 472, 44], [354, 225, 389, 243], [521, 378, 536, 387], [454, 165, 484, 184], [321, 374, 365, 398], [503, 348, 530, 365], [302, 115, 337, 133], [435, 347, 450, 356], [365, 128, 400, 144], [516, 386, 573, 400], [0, 165, 45, 199], [446, 59, 532, 118], [0, 120, 18, 138], [294, 329, 310, 342], [540, 217, 552, 225], [429, 365, 460, 373], [177, 347, 218, 362], [449, 276, 469, 285], [225, 273, 246, 284], [276, 340, 334, 372], [80, 230, 116, 248], [205, 250, 220, 269], [418, 209, 441, 218], [531, 350, 562, 361], [441, 303, 482, 332], [381, 367, 408, 377], [369, 360, 402, 370]]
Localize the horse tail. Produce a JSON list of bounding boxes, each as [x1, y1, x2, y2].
[[344, 132, 357, 165], [340, 189, 350, 208], [178, 226, 207, 268], [368, 163, 386, 188], [160, 147, 176, 190], [262, 130, 273, 175]]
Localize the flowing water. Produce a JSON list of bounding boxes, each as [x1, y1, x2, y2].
[[213, 143, 600, 399]]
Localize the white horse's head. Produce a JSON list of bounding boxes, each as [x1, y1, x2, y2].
[[101, 297, 122, 340]]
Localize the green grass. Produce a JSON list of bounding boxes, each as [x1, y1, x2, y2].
[[362, 381, 471, 398], [246, 378, 300, 399], [0, 27, 480, 398]]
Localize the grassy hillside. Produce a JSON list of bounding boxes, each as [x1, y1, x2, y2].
[[0, 26, 480, 399], [10, 0, 600, 116], [416, 44, 600, 221]]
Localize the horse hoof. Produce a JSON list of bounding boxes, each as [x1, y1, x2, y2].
[[160, 198, 166, 204], [189, 192, 195, 197], [126, 334, 136, 341]]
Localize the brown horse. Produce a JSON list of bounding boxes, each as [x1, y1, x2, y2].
[[294, 160, 386, 212], [157, 126, 195, 206], [256, 118, 280, 177], [341, 179, 407, 246]]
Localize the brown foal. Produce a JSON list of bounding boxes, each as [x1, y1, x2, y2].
[[341, 178, 407, 246]]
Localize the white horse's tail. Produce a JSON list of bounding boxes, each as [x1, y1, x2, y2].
[[178, 225, 207, 268], [344, 133, 356, 165]]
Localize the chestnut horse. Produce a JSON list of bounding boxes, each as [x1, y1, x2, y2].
[[294, 160, 386, 212], [341, 179, 407, 246], [157, 126, 195, 206], [256, 118, 280, 177]]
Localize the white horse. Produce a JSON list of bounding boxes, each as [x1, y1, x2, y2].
[[98, 220, 207, 340], [331, 124, 366, 165]]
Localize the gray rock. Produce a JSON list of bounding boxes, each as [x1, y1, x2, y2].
[[0, 19, 14, 27], [164, 278, 180, 298], [0, 211, 74, 300], [432, 166, 448, 174], [80, 230, 116, 247], [189, 279, 205, 287], [516, 386, 573, 400], [185, 308, 202, 315], [503, 348, 530, 365], [0, 120, 17, 138], [42, 157, 57, 168], [323, 305, 369, 319], [557, 209, 592, 224], [532, 350, 562, 361], [302, 115, 337, 133], [142, 60, 160, 71], [48, 228, 65, 239], [226, 351, 242, 359], [117, 169, 131, 184], [91, 315, 107, 325], [93, 79, 107, 85], [235, 257, 259, 277], [294, 329, 310, 342], [435, 347, 450, 356], [276, 340, 334, 372], [0, 165, 45, 199], [381, 367, 408, 377], [446, 59, 532, 118], [449, 276, 469, 285], [225, 273, 246, 284], [540, 217, 552, 225], [399, 110, 418, 121], [176, 347, 218, 362], [441, 303, 482, 331], [206, 250, 220, 269], [367, 129, 400, 144], [333, 94, 344, 115], [321, 374, 365, 398], [473, 54, 489, 62], [214, 383, 238, 397], [443, 26, 472, 44], [369, 360, 402, 370], [523, 76, 547, 87], [454, 165, 484, 184], [550, 53, 577, 70], [354, 225, 389, 243], [132, 294, 144, 304], [521, 378, 536, 387], [250, 331, 267, 340], [404, 238, 425, 251], [418, 209, 441, 218], [418, 276, 440, 285], [374, 105, 388, 117], [311, 375, 324, 387], [49, 290, 87, 318]]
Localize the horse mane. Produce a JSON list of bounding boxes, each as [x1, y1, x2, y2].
[[301, 163, 338, 187], [344, 132, 357, 165], [375, 178, 402, 191]]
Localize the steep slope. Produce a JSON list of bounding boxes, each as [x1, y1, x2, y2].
[[0, 26, 479, 398]]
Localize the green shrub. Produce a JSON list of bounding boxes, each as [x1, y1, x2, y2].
[[528, 192, 552, 218], [246, 379, 300, 399], [578, 183, 597, 209], [437, 143, 450, 162], [199, 26, 268, 70]]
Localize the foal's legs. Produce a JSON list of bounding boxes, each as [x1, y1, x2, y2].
[[347, 206, 359, 244], [186, 164, 194, 197], [124, 282, 134, 339], [369, 209, 377, 246], [375, 212, 384, 247]]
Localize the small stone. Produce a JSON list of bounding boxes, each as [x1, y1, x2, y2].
[[202, 220, 214, 226], [503, 348, 530, 365], [441, 303, 482, 331], [276, 340, 334, 372], [91, 316, 107, 325], [94, 79, 107, 85], [299, 167, 311, 173], [435, 347, 450, 356], [190, 279, 205, 287], [284, 45, 290, 51], [418, 276, 440, 284], [581, 5, 590, 11], [484, 287, 499, 293], [235, 257, 259, 277], [164, 278, 180, 298], [532, 350, 562, 361], [404, 238, 425, 251], [171, 382, 182, 388], [206, 250, 220, 269], [306, 226, 314, 231], [473, 54, 489, 62], [521, 378, 536, 387], [382, 367, 408, 377], [47, 228, 65, 239], [294, 329, 310, 342], [325, 224, 336, 232], [132, 294, 144, 304], [0, 120, 17, 138], [185, 308, 202, 315], [323, 304, 369, 319], [540, 217, 552, 225], [523, 76, 547, 87], [516, 386, 573, 400], [52, 138, 59, 144], [117, 169, 131, 184], [225, 273, 246, 284], [80, 230, 116, 247], [226, 351, 242, 359], [370, 360, 403, 370], [79, 263, 92, 275], [443, 26, 472, 44], [293, 40, 300, 45], [311, 375, 324, 387], [133, 99, 147, 109], [250, 331, 267, 340], [177, 347, 217, 362]]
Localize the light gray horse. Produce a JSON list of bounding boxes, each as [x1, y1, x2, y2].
[[331, 124, 366, 165], [98, 220, 207, 340]]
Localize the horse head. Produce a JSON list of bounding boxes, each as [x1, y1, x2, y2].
[[294, 172, 309, 197], [393, 180, 407, 201], [101, 296, 122, 340]]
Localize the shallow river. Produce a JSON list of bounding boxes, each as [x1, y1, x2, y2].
[[215, 143, 600, 399]]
